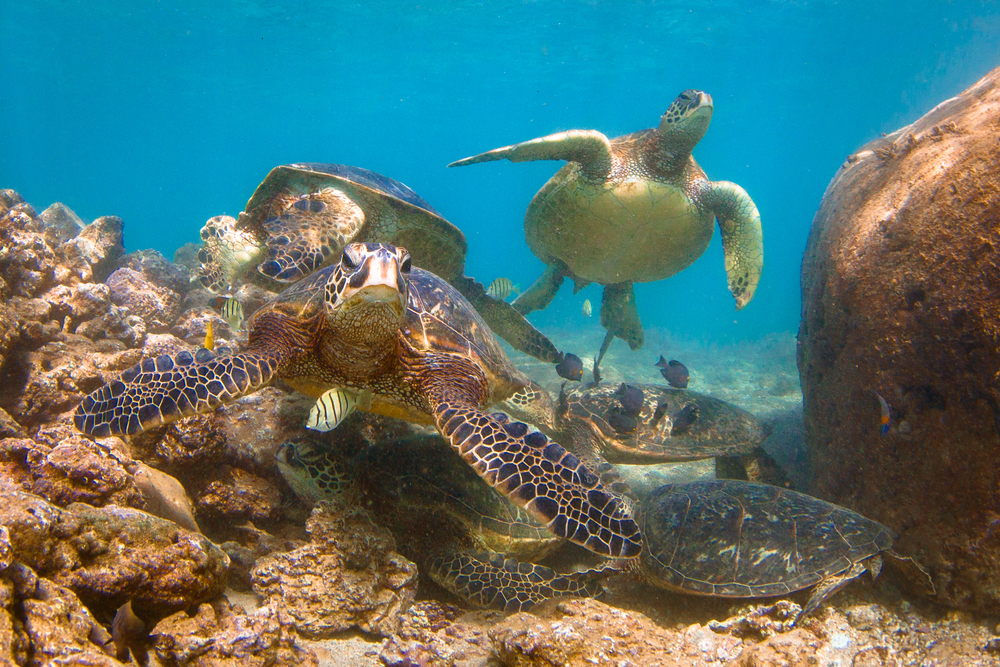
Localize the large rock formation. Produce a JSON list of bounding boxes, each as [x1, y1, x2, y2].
[[799, 67, 1000, 611]]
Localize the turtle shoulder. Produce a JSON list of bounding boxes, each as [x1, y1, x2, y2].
[[639, 480, 894, 597], [403, 269, 527, 398]]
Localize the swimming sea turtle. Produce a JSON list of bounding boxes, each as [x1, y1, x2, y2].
[[502, 382, 788, 489], [449, 90, 764, 373], [197, 163, 564, 366], [276, 437, 605, 611], [75, 242, 640, 558]]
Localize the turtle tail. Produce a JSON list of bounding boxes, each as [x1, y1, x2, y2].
[[74, 348, 283, 438], [426, 550, 611, 612]]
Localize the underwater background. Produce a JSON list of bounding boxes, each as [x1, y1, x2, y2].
[[2, 0, 999, 343]]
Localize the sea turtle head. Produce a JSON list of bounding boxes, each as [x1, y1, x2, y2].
[[324, 242, 411, 337], [658, 89, 713, 147], [275, 442, 351, 504]]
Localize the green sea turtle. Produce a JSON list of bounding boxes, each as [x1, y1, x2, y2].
[[502, 382, 788, 489], [449, 90, 764, 373], [197, 163, 565, 366], [276, 439, 931, 620], [75, 243, 640, 558], [431, 480, 934, 622]]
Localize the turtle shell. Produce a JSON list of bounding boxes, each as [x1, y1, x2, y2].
[[241, 163, 468, 281], [562, 383, 765, 462], [638, 479, 894, 597], [354, 436, 561, 561], [249, 264, 527, 407]]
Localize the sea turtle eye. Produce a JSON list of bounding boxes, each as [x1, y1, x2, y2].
[[341, 249, 359, 270], [400, 255, 412, 274]]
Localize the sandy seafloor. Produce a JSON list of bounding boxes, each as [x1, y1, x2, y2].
[[229, 324, 997, 667]]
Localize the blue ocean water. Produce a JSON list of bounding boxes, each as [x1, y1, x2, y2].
[[2, 1, 998, 345]]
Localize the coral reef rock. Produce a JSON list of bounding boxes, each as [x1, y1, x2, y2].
[[153, 597, 318, 667], [106, 249, 189, 333], [0, 484, 229, 617], [799, 66, 1000, 611], [251, 499, 418, 638]]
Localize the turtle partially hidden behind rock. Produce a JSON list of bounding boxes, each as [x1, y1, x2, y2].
[[196, 163, 568, 369], [449, 90, 764, 376], [75, 242, 640, 559]]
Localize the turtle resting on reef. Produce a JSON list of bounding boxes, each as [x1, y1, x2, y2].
[[74, 242, 640, 558], [198, 162, 565, 366], [449, 90, 764, 374], [502, 381, 789, 489], [276, 439, 933, 621]]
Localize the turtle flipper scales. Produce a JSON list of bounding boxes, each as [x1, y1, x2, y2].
[[428, 390, 642, 559], [700, 181, 763, 310], [426, 551, 606, 612], [448, 130, 614, 180], [74, 349, 282, 438], [450, 275, 562, 364], [257, 189, 365, 283]]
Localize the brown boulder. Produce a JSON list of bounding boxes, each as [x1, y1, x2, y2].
[[251, 499, 417, 638], [798, 66, 1000, 611]]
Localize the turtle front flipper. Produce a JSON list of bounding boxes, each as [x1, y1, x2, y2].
[[257, 189, 366, 283], [427, 551, 608, 612], [424, 376, 642, 559], [700, 180, 763, 310], [75, 313, 309, 438], [512, 262, 568, 316], [448, 130, 614, 181], [451, 275, 562, 364]]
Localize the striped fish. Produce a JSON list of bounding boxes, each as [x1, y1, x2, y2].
[[211, 296, 244, 332], [582, 299, 592, 317], [306, 387, 372, 432], [486, 277, 520, 301]]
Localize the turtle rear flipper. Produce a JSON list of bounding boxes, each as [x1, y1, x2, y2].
[[427, 551, 607, 612], [425, 374, 642, 559], [74, 349, 284, 438], [257, 189, 365, 283], [451, 275, 562, 364], [701, 180, 763, 310], [448, 130, 614, 181]]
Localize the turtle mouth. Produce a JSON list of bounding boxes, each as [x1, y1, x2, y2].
[[341, 284, 406, 317]]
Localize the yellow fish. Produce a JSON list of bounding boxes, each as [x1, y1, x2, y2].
[[582, 299, 592, 317], [486, 277, 520, 301], [204, 319, 215, 351]]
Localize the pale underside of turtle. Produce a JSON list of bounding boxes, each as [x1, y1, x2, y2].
[[197, 163, 564, 365], [75, 243, 640, 559], [448, 90, 764, 372]]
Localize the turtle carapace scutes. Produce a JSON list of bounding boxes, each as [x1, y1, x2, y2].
[[74, 243, 641, 558]]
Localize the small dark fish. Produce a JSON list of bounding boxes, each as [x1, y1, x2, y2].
[[607, 408, 638, 434], [655, 355, 689, 388], [592, 357, 602, 384], [556, 352, 584, 381], [615, 383, 644, 418], [651, 399, 670, 427], [486, 277, 519, 300], [670, 404, 700, 436], [111, 601, 151, 667]]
